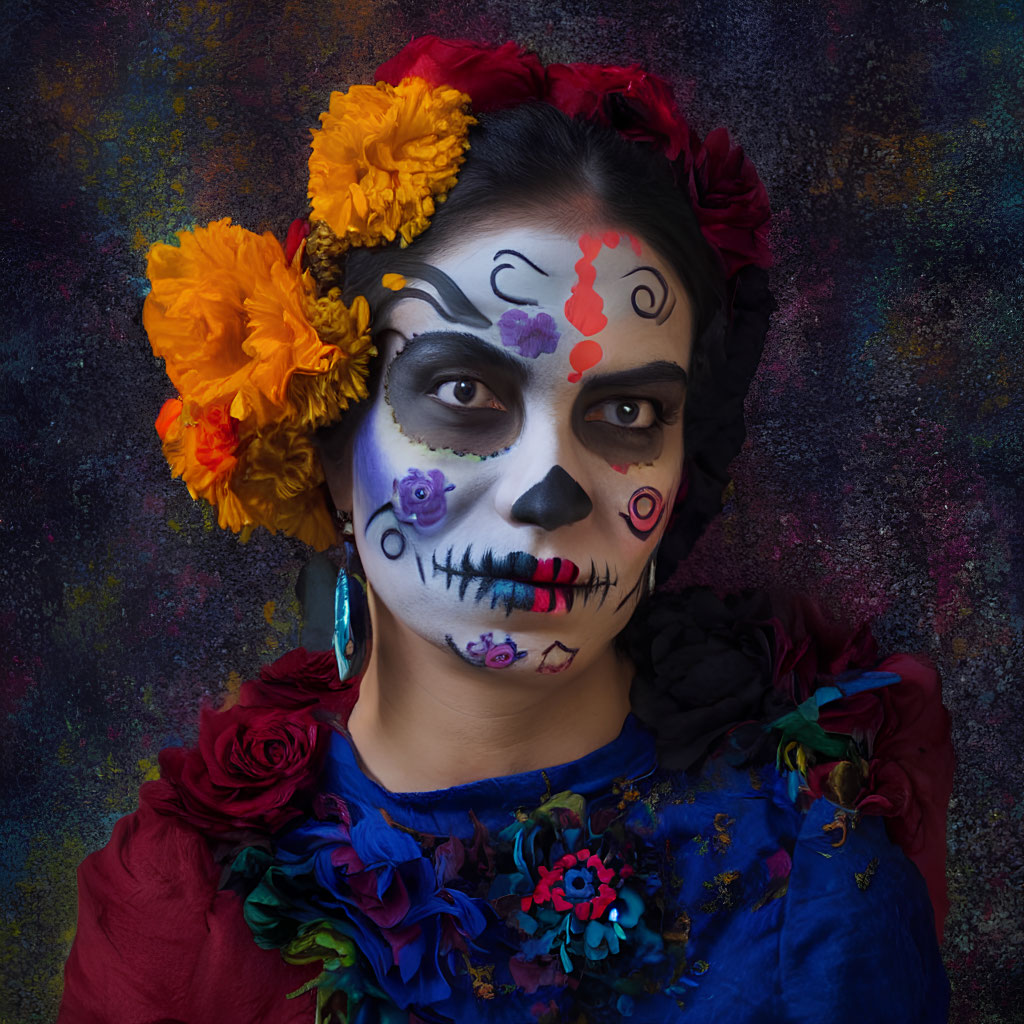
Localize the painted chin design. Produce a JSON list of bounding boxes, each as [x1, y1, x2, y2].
[[431, 547, 615, 615]]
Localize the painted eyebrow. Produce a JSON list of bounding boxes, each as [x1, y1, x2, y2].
[[580, 360, 688, 390], [395, 331, 530, 379], [490, 249, 550, 307]]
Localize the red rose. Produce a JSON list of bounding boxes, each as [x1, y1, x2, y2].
[[59, 798, 315, 1023], [154, 702, 327, 835], [544, 63, 694, 162], [805, 654, 954, 939], [376, 36, 544, 112], [687, 126, 772, 276], [240, 645, 359, 717]]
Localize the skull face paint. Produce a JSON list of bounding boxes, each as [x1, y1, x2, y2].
[[334, 223, 693, 678]]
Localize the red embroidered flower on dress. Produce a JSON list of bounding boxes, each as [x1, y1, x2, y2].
[[522, 848, 632, 922]]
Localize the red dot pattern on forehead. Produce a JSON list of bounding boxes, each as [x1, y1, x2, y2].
[[567, 339, 603, 383], [564, 233, 609, 337]]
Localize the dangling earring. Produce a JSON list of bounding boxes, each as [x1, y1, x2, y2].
[[334, 537, 369, 682], [647, 556, 658, 594]]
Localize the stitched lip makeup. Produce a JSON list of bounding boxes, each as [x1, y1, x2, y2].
[[430, 547, 614, 614]]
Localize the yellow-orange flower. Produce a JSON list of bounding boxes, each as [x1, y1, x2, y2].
[[145, 219, 358, 431], [232, 422, 336, 551], [308, 78, 475, 248], [156, 397, 250, 534], [144, 219, 374, 549], [292, 289, 375, 429]]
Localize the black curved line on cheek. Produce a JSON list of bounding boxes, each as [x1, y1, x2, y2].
[[380, 528, 406, 560], [365, 502, 394, 532], [614, 555, 653, 611], [511, 466, 593, 531]]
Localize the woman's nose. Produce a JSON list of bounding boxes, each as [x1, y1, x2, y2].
[[510, 465, 593, 530]]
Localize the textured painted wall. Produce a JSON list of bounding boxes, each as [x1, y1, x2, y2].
[[1, 1, 1021, 1020]]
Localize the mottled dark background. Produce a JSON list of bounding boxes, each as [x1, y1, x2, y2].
[[1, 0, 1021, 1020]]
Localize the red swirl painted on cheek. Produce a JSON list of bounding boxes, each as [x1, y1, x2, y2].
[[620, 486, 665, 539]]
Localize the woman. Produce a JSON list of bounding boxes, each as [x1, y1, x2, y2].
[[60, 37, 952, 1023]]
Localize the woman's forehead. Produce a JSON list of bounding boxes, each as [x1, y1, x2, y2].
[[378, 223, 693, 367]]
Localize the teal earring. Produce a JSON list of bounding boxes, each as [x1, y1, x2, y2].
[[333, 520, 370, 681]]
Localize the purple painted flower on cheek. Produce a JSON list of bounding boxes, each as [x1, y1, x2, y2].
[[394, 468, 454, 528], [498, 309, 560, 358], [465, 632, 528, 669]]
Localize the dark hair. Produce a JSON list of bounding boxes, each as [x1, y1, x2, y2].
[[339, 103, 723, 337], [316, 102, 772, 568]]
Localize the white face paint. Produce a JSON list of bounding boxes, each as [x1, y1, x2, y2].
[[340, 223, 693, 677]]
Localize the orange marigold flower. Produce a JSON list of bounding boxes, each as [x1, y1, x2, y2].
[[159, 399, 249, 534], [233, 422, 336, 551], [144, 219, 279, 412], [145, 218, 360, 432], [155, 397, 183, 441], [144, 218, 373, 549], [308, 78, 475, 248]]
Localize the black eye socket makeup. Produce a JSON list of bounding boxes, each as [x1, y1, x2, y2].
[[386, 333, 687, 463], [572, 361, 688, 464], [385, 332, 526, 456]]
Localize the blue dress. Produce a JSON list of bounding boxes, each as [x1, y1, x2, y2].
[[239, 712, 949, 1023]]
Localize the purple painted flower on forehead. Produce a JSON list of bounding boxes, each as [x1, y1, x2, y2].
[[394, 468, 454, 528], [498, 309, 560, 359]]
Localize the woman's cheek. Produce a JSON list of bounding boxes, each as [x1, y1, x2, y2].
[[620, 485, 666, 539], [352, 412, 400, 522]]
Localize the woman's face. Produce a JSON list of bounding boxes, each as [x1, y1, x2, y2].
[[340, 221, 693, 677]]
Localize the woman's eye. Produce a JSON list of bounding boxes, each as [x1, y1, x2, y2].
[[431, 379, 506, 410], [583, 399, 658, 429]]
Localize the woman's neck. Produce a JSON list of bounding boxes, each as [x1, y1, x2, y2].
[[345, 598, 633, 793]]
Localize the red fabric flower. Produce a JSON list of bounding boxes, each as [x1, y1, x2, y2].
[[283, 217, 310, 264], [240, 645, 359, 717], [153, 702, 327, 835], [376, 36, 544, 112], [771, 599, 880, 705], [544, 63, 694, 162], [58, 798, 315, 1023], [805, 654, 954, 940], [686, 126, 772, 276]]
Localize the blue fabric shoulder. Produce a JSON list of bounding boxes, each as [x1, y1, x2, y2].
[[779, 797, 949, 1023]]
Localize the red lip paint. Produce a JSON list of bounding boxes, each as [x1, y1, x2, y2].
[[531, 558, 581, 584]]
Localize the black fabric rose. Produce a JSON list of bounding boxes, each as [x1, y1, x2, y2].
[[625, 588, 785, 771]]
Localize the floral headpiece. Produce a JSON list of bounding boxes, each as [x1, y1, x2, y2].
[[143, 36, 771, 550]]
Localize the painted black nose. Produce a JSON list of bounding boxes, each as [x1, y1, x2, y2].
[[511, 465, 593, 530]]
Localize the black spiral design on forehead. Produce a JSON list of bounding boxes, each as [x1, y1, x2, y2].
[[622, 266, 677, 325]]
